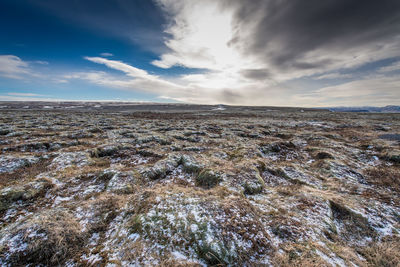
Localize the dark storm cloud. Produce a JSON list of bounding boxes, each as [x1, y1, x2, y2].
[[27, 0, 168, 53], [225, 0, 400, 71]]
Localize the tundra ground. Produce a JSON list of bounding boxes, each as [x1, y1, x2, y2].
[[0, 103, 399, 266]]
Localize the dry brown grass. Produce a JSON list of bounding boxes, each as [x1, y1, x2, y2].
[[329, 200, 377, 242], [271, 242, 329, 267], [361, 188, 400, 206], [124, 184, 271, 265], [276, 184, 302, 196], [271, 240, 370, 267], [54, 158, 110, 180], [80, 193, 121, 233], [160, 257, 202, 267], [1, 108, 399, 266], [358, 236, 400, 267], [272, 252, 328, 267], [61, 142, 97, 152], [0, 157, 53, 189], [295, 195, 317, 211], [1, 208, 84, 266], [364, 165, 400, 192], [219, 196, 273, 254]]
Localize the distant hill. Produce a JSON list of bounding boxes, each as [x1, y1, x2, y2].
[[329, 105, 400, 113]]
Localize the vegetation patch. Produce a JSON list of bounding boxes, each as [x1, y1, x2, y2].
[[195, 169, 222, 188], [315, 151, 334, 160], [364, 165, 400, 192], [358, 236, 400, 267], [1, 107, 400, 266], [0, 208, 84, 266], [122, 186, 272, 265], [329, 200, 377, 243]]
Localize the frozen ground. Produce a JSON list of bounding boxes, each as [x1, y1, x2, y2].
[[0, 103, 399, 266]]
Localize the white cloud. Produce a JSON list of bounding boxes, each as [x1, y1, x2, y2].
[[82, 58, 186, 96], [152, 0, 246, 71], [75, 55, 400, 107], [143, 0, 400, 105], [378, 61, 400, 73], [313, 72, 353, 80], [7, 93, 48, 97], [152, 1, 400, 82], [100, 52, 113, 57], [33, 60, 49, 65], [0, 55, 47, 80], [0, 95, 63, 101], [0, 55, 31, 79], [293, 76, 400, 106], [68, 57, 294, 106], [85, 57, 152, 79]]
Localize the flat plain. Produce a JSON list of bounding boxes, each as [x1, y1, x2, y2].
[[0, 102, 399, 266]]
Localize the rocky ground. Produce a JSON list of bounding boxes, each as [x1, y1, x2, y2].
[[0, 103, 399, 266]]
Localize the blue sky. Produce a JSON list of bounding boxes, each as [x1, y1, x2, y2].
[[1, 0, 400, 106]]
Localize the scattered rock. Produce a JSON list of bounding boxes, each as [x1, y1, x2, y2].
[[195, 169, 222, 188], [0, 156, 39, 173], [181, 155, 204, 174], [90, 145, 120, 157], [50, 152, 90, 171], [141, 154, 181, 180], [243, 179, 264, 195], [0, 128, 11, 135], [259, 141, 296, 154]]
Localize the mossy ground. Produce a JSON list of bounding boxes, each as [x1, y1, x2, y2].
[[0, 106, 399, 266]]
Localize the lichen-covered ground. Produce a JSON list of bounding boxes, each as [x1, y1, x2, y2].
[[0, 103, 399, 266]]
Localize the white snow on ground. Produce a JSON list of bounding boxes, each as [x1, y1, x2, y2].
[[49, 152, 90, 171], [0, 155, 39, 173]]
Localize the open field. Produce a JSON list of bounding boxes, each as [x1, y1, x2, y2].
[[0, 102, 399, 266]]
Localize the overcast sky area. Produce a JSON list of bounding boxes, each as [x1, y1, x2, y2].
[[1, 0, 400, 106]]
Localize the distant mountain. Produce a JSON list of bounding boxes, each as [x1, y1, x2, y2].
[[328, 105, 400, 113]]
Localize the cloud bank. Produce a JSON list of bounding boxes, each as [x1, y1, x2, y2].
[[72, 0, 400, 106], [4, 0, 400, 106]]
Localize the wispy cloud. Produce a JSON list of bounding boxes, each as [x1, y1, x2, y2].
[[0, 95, 62, 101], [84, 57, 152, 79], [33, 60, 49, 65], [7, 92, 48, 97], [292, 76, 400, 106], [100, 52, 113, 57], [377, 61, 400, 73], [0, 55, 31, 79], [76, 54, 400, 107], [70, 56, 289, 106], [0, 55, 46, 80], [313, 73, 353, 80]]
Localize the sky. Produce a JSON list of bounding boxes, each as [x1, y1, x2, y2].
[[0, 0, 400, 107]]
